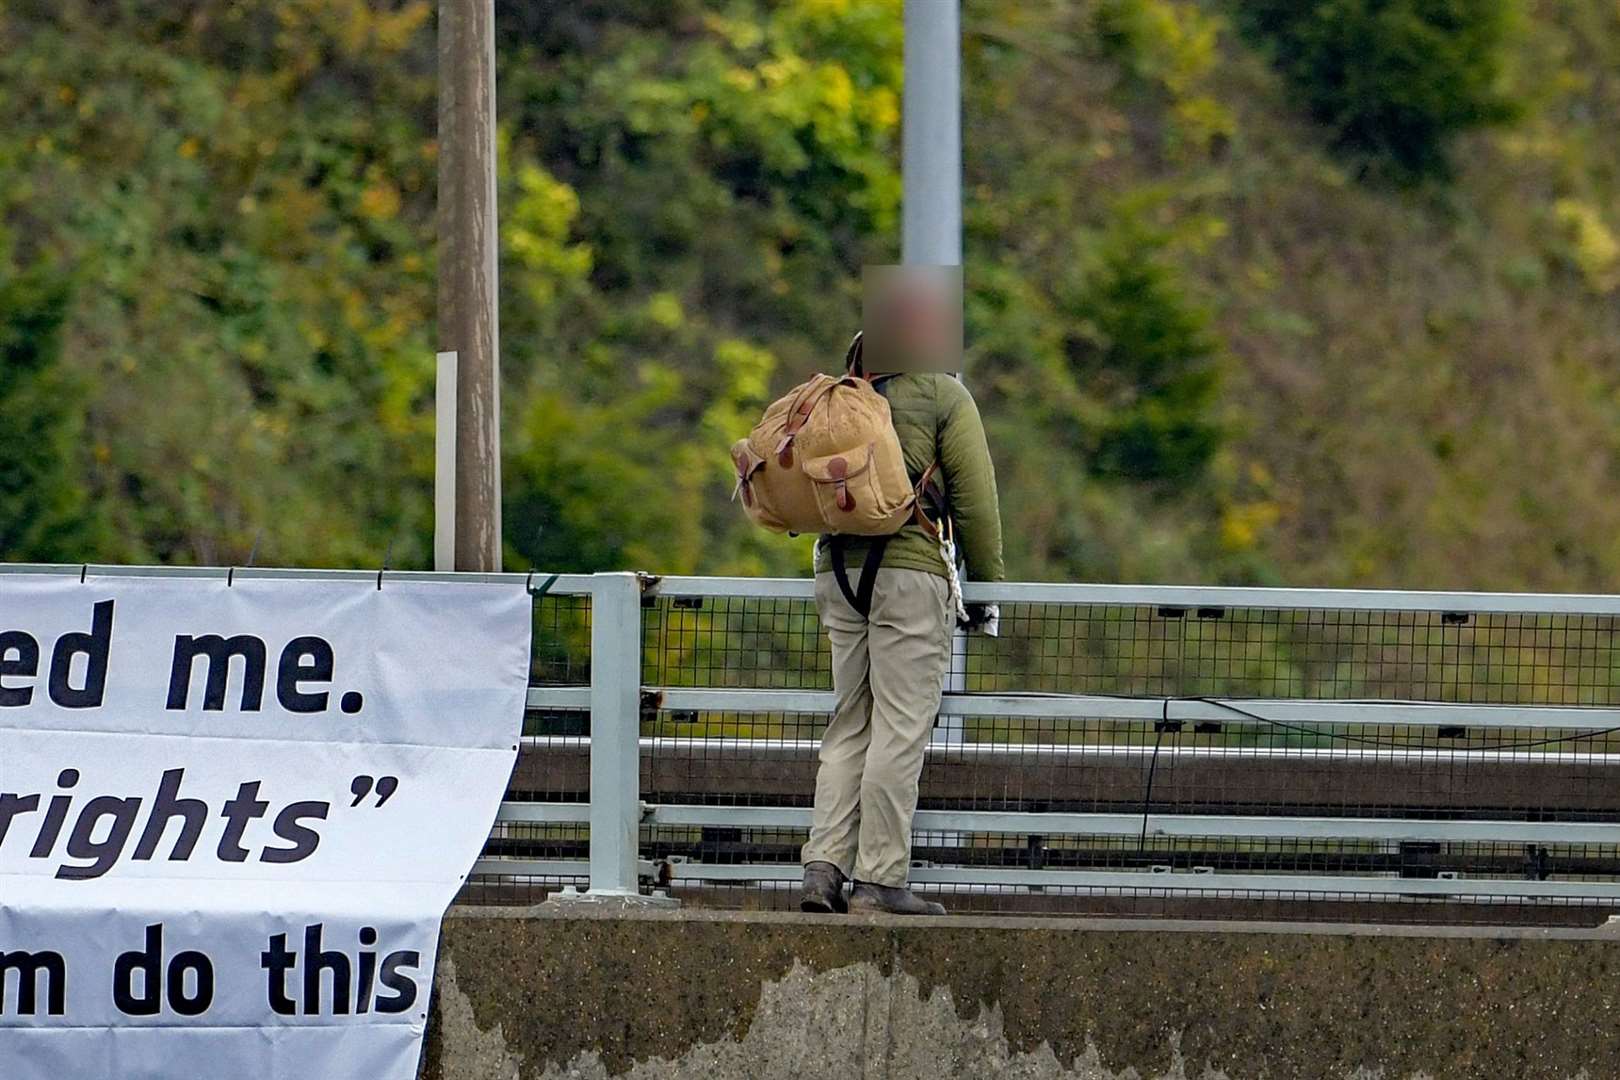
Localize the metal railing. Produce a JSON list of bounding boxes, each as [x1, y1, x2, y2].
[[11, 565, 1620, 921], [475, 571, 1620, 923]]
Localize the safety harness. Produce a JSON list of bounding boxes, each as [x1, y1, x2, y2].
[[824, 333, 966, 621]]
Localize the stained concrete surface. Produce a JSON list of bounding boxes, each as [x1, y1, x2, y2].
[[420, 907, 1620, 1079]]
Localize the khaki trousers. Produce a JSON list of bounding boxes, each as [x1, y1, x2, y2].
[[802, 568, 952, 887]]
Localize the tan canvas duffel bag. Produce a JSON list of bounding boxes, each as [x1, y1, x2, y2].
[[730, 372, 918, 536]]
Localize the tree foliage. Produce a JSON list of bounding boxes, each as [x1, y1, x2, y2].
[[1060, 212, 1222, 485], [0, 266, 105, 560], [2, 0, 1620, 593], [1234, 0, 1520, 181]]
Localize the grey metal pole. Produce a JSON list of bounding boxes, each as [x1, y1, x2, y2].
[[904, 1, 970, 753], [586, 572, 643, 897], [902, 0, 961, 267], [438, 0, 502, 572]]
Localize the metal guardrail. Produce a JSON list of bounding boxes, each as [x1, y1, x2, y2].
[[11, 565, 1620, 918], [471, 571, 1620, 919]]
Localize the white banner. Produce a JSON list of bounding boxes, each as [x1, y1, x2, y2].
[[0, 572, 531, 1079]]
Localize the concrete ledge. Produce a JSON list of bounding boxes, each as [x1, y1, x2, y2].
[[422, 907, 1620, 1079]]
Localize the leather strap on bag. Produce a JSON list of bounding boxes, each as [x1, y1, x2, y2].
[[910, 460, 947, 542], [829, 534, 888, 618], [775, 377, 847, 467]]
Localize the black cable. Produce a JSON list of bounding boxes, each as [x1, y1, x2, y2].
[[1189, 696, 1620, 753], [1138, 696, 1172, 852], [947, 688, 1620, 753]]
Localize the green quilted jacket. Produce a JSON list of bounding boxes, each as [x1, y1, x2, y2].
[[813, 371, 1005, 582]]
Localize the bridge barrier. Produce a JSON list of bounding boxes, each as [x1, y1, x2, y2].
[[480, 571, 1620, 922], [11, 564, 1620, 921]]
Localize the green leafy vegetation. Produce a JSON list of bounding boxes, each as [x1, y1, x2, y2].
[[1234, 0, 1520, 181], [1, 0, 1618, 594], [0, 266, 106, 559], [1060, 210, 1222, 486]]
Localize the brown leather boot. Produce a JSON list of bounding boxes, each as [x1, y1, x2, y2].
[[848, 881, 946, 916], [799, 861, 849, 913]]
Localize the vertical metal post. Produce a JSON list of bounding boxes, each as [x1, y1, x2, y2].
[[434, 351, 458, 572], [438, 0, 502, 572], [902, 0, 962, 267], [904, 0, 970, 750], [587, 572, 642, 895], [933, 635, 968, 747]]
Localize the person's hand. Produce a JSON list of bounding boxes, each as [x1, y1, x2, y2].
[[959, 602, 999, 636]]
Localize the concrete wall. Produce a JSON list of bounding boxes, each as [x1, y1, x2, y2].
[[421, 907, 1620, 1079]]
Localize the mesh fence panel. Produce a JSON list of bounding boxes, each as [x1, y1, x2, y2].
[[470, 586, 1620, 922], [466, 590, 592, 903], [532, 592, 592, 687], [644, 598, 1620, 703]]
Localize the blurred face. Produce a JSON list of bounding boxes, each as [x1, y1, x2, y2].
[[862, 265, 963, 374]]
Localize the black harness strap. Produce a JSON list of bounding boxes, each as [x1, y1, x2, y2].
[[828, 534, 889, 618], [823, 358, 949, 618]]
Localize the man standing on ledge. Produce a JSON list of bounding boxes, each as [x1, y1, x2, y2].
[[801, 268, 1004, 916]]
